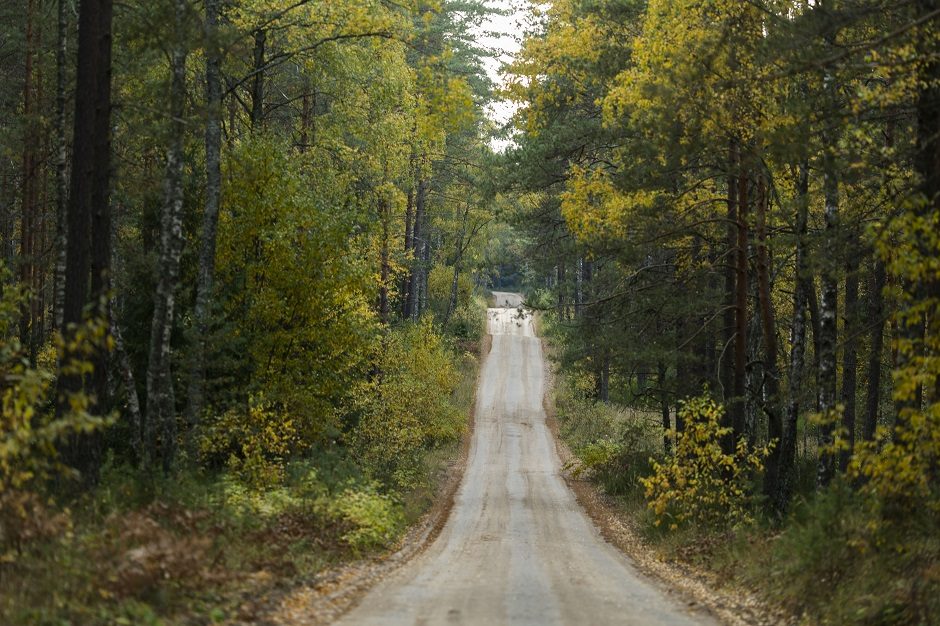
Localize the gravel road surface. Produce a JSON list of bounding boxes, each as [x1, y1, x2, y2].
[[337, 292, 712, 625]]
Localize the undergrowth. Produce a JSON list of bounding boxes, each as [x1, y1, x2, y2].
[[552, 367, 940, 626], [0, 332, 483, 625]]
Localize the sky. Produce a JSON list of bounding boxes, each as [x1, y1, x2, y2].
[[472, 0, 532, 149]]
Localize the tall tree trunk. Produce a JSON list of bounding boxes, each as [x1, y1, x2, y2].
[[773, 162, 810, 515], [575, 257, 584, 318], [597, 351, 610, 403], [443, 204, 469, 326], [863, 117, 895, 440], [911, 0, 940, 404], [111, 299, 143, 463], [659, 361, 671, 453], [379, 195, 391, 325], [756, 169, 782, 499], [721, 141, 738, 452], [186, 0, 223, 441], [806, 274, 822, 412], [733, 159, 749, 445], [419, 203, 431, 316], [407, 177, 426, 321], [58, 0, 113, 486], [401, 181, 415, 319], [53, 0, 69, 332], [817, 156, 840, 487], [90, 0, 114, 410], [839, 247, 859, 470], [864, 258, 886, 440], [145, 2, 187, 473], [20, 0, 40, 362]]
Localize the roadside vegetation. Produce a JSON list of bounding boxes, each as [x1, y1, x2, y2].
[[1, 0, 498, 622], [510, 2, 940, 623], [1, 273, 488, 624], [551, 355, 939, 624]]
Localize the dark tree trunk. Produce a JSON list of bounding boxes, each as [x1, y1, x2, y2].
[[53, 0, 69, 332], [756, 170, 782, 500], [721, 142, 738, 451], [911, 0, 940, 404], [401, 182, 414, 319], [379, 196, 391, 324], [90, 0, 114, 410], [58, 0, 113, 486], [111, 299, 143, 464], [817, 156, 840, 487], [806, 273, 822, 410], [20, 0, 40, 362], [186, 0, 224, 438], [575, 258, 584, 318], [863, 258, 886, 440], [444, 203, 471, 326], [407, 177, 426, 321], [419, 202, 431, 316], [659, 361, 670, 453], [596, 349, 610, 403], [839, 247, 859, 470], [733, 160, 749, 446], [773, 162, 810, 515], [863, 117, 895, 440]]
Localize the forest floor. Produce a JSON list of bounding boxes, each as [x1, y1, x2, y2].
[[0, 338, 485, 626]]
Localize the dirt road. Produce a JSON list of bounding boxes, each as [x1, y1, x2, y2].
[[337, 292, 712, 625]]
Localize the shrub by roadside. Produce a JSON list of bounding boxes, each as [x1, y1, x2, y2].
[[552, 367, 940, 625], [1, 317, 484, 625]]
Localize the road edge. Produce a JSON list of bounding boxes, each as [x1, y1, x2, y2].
[[261, 332, 492, 626], [539, 337, 787, 626]]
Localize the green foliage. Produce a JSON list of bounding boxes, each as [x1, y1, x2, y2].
[[557, 372, 621, 446], [555, 372, 659, 494], [733, 482, 940, 625], [199, 395, 298, 490], [640, 395, 769, 530], [0, 279, 114, 563], [0, 289, 111, 496], [352, 319, 464, 490], [215, 134, 377, 440], [448, 295, 487, 342], [331, 484, 403, 552], [428, 264, 466, 313], [849, 205, 940, 519]]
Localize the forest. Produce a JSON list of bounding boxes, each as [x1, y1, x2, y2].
[[506, 0, 940, 622], [1, 0, 939, 624]]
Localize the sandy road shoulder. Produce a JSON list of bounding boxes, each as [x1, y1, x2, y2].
[[539, 338, 791, 626]]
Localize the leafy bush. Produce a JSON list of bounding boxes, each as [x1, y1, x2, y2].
[[738, 481, 940, 624], [0, 281, 112, 558], [448, 295, 487, 342], [352, 319, 464, 490], [523, 287, 555, 311], [555, 374, 660, 494], [331, 485, 403, 551], [214, 134, 376, 443], [428, 264, 475, 316], [200, 395, 298, 489], [640, 395, 769, 530], [574, 439, 622, 478]]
